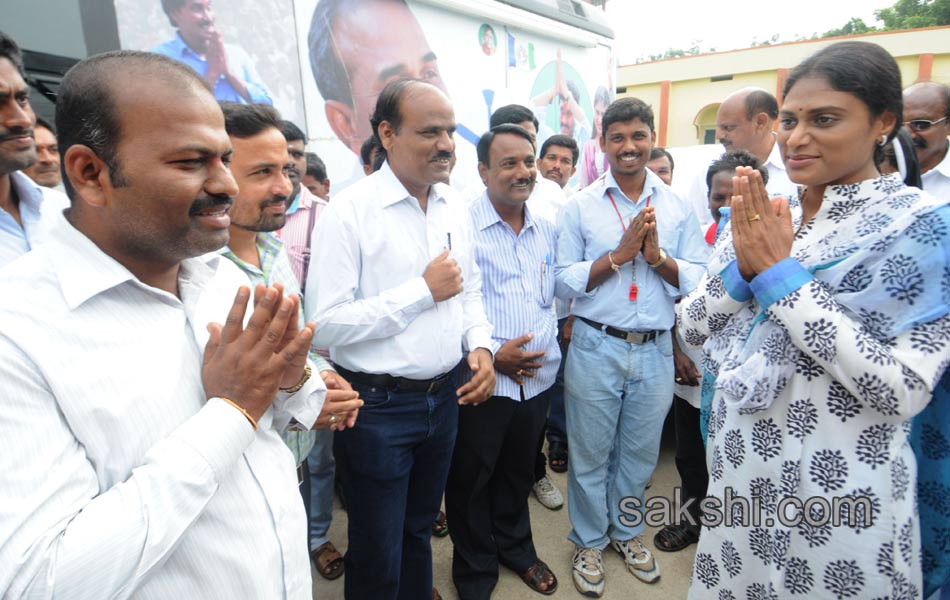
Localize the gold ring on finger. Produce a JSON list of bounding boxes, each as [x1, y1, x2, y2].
[[328, 414, 338, 426], [749, 213, 761, 222]]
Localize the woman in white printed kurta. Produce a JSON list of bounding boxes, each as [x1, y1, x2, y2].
[[677, 41, 950, 600]]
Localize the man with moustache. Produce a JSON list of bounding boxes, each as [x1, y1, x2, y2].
[[903, 82, 950, 200], [278, 120, 327, 289], [538, 133, 579, 195], [0, 50, 363, 598], [154, 0, 272, 104], [684, 88, 796, 229], [221, 104, 350, 582], [307, 78, 495, 600], [22, 118, 62, 190], [446, 124, 560, 599], [556, 97, 707, 597], [0, 31, 69, 267]]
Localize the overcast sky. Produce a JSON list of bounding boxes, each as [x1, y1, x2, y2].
[[603, 0, 896, 65]]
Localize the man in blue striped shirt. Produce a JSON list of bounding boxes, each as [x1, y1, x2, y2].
[[446, 124, 560, 598]]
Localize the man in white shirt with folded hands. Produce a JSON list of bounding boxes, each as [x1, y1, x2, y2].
[[0, 50, 361, 599]]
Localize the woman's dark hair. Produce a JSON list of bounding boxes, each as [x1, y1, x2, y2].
[[783, 41, 902, 158], [879, 127, 923, 188]]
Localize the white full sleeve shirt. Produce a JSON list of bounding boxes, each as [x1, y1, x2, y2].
[[0, 214, 325, 599], [305, 161, 493, 379]]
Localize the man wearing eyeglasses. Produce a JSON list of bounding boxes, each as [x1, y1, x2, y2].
[[903, 82, 950, 200]]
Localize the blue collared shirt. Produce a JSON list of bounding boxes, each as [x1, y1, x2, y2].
[[556, 168, 708, 331], [153, 32, 272, 105], [0, 171, 70, 268], [468, 192, 561, 401]]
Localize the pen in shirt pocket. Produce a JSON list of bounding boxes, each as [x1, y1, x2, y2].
[[446, 232, 452, 251]]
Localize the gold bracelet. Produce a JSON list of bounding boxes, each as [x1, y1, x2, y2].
[[219, 397, 258, 431], [279, 365, 312, 394]]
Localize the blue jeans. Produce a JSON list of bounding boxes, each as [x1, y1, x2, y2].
[[335, 379, 458, 600], [565, 319, 673, 549], [307, 429, 335, 550]]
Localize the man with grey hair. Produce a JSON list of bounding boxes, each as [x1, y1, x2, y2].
[[903, 81, 950, 200]]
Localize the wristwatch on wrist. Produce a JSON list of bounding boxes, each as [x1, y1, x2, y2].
[[648, 248, 668, 269]]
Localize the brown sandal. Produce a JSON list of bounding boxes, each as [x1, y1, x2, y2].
[[432, 510, 449, 538], [311, 541, 344, 580], [520, 560, 558, 595]]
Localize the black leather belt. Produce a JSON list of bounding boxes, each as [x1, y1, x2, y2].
[[334, 366, 452, 394], [578, 316, 665, 344]]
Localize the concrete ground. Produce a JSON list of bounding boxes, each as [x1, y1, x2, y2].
[[312, 425, 695, 599]]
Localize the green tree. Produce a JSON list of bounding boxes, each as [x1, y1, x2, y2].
[[822, 17, 878, 37], [874, 0, 950, 29]]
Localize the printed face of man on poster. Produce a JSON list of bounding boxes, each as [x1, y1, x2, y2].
[[308, 0, 448, 156]]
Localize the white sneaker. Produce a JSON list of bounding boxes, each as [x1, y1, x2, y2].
[[572, 546, 605, 597], [611, 536, 661, 583], [532, 474, 564, 510]]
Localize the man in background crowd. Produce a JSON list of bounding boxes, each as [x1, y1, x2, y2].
[[22, 117, 61, 190], [0, 31, 68, 267], [903, 81, 950, 199]]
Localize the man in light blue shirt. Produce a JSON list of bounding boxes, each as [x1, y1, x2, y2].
[[446, 124, 561, 598], [0, 31, 69, 268], [555, 97, 708, 597], [153, 0, 272, 105]]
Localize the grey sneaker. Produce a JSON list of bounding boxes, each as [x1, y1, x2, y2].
[[611, 535, 661, 583], [571, 546, 605, 597], [532, 474, 564, 510]]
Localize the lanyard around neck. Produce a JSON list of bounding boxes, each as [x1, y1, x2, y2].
[[606, 190, 651, 232]]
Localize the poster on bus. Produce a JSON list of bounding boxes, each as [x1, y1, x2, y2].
[[113, 0, 306, 127], [112, 0, 614, 192]]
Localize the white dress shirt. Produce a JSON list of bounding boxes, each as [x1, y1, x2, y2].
[[921, 144, 950, 202], [306, 161, 493, 379], [0, 214, 325, 599], [0, 171, 70, 268]]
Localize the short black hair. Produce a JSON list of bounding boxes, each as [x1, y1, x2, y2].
[[160, 0, 187, 27], [360, 135, 380, 167], [744, 90, 779, 121], [601, 97, 654, 138], [490, 104, 539, 131], [784, 41, 902, 143], [369, 78, 422, 164], [539, 134, 579, 166], [705, 150, 769, 193], [477, 124, 535, 167], [305, 151, 327, 180], [0, 30, 25, 77], [34, 116, 56, 136], [56, 50, 210, 200], [648, 147, 674, 172], [280, 120, 305, 143], [220, 102, 283, 139], [308, 0, 410, 108]]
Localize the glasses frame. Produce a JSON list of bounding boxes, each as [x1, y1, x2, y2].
[[903, 116, 949, 132]]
